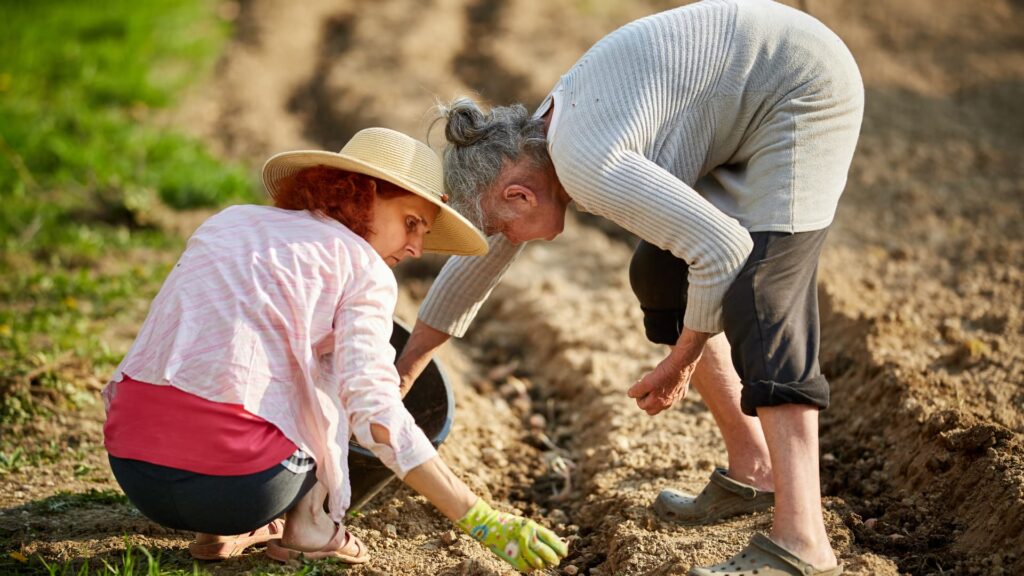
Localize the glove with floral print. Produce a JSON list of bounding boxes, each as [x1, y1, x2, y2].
[[456, 498, 568, 572]]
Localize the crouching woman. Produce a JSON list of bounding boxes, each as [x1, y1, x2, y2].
[[102, 128, 567, 572]]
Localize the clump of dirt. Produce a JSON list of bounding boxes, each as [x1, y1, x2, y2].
[[5, 0, 1023, 575]]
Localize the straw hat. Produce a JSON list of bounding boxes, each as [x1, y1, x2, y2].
[[262, 127, 488, 256]]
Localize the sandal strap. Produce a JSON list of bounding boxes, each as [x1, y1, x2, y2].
[[749, 534, 821, 575], [323, 523, 346, 552], [709, 468, 770, 500]]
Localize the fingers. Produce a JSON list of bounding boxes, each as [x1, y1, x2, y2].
[[636, 389, 668, 416], [536, 525, 569, 557], [523, 545, 546, 571], [524, 522, 567, 571], [627, 375, 654, 398]]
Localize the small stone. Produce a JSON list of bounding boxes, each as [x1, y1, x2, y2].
[[612, 436, 630, 452], [822, 453, 836, 463], [564, 565, 579, 575], [864, 518, 878, 530], [549, 509, 569, 525], [528, 414, 547, 429], [385, 524, 398, 538], [481, 447, 506, 467], [441, 530, 458, 545]]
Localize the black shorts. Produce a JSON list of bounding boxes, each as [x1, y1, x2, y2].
[[629, 229, 830, 416], [108, 455, 317, 535]]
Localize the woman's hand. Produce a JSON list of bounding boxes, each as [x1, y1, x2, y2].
[[457, 499, 568, 572], [627, 328, 711, 416]]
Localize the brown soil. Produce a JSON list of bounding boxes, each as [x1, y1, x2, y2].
[[3, 0, 1023, 574]]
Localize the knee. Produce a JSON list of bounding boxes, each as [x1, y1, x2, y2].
[[629, 241, 689, 345]]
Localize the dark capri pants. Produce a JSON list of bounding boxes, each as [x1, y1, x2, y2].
[[628, 229, 831, 416]]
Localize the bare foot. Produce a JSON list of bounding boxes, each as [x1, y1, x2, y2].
[[193, 532, 231, 544], [281, 482, 337, 552], [769, 531, 838, 569]]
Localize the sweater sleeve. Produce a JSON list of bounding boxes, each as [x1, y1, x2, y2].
[[561, 148, 753, 333], [417, 234, 525, 338]]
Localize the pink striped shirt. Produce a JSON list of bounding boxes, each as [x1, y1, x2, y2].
[[103, 205, 437, 522]]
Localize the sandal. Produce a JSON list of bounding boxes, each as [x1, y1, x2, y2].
[[265, 524, 370, 564], [654, 468, 774, 525], [189, 518, 285, 560], [689, 534, 843, 576]]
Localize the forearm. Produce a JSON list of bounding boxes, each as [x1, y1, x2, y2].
[[402, 455, 477, 522], [396, 320, 451, 395], [669, 327, 712, 367]]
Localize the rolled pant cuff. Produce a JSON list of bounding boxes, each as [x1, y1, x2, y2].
[[740, 375, 830, 416]]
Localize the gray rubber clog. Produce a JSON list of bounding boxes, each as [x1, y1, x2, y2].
[[653, 468, 774, 526], [689, 534, 843, 576]]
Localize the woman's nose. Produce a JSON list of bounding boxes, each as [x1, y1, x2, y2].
[[406, 235, 424, 258]]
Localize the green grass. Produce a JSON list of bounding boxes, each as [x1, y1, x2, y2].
[[0, 0, 264, 424], [26, 488, 131, 515], [32, 542, 212, 575], [4, 542, 348, 575]]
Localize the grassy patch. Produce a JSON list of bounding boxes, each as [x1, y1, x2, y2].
[[3, 542, 345, 575], [26, 489, 131, 516], [0, 0, 263, 424]]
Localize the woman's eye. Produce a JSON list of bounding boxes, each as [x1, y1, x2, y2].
[[406, 217, 418, 231]]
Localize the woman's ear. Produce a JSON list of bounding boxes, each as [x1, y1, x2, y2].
[[501, 184, 538, 207]]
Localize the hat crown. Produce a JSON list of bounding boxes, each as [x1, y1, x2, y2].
[[261, 127, 487, 256], [340, 128, 444, 201]]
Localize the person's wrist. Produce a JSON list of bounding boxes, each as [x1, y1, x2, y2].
[[672, 329, 710, 365], [456, 498, 489, 537]]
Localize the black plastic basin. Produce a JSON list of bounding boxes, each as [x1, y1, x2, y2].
[[346, 318, 455, 512]]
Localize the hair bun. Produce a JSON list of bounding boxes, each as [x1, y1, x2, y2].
[[442, 97, 490, 147]]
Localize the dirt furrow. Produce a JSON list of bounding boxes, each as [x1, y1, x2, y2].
[[449, 216, 900, 575]]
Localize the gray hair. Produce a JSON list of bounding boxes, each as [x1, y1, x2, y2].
[[433, 96, 551, 229]]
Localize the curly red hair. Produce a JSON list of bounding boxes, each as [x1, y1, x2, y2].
[[270, 166, 408, 238]]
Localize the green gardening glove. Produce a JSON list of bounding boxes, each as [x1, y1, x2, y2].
[[457, 498, 569, 572]]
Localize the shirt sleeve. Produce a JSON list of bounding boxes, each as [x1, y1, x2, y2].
[[417, 234, 526, 337], [561, 147, 753, 333], [333, 262, 437, 479]]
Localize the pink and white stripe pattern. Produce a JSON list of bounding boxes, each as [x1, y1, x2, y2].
[[104, 204, 437, 522]]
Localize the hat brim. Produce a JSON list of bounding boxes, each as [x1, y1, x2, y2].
[[262, 150, 488, 257]]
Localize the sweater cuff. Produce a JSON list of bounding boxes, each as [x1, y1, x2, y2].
[[682, 281, 730, 334], [417, 296, 485, 339]]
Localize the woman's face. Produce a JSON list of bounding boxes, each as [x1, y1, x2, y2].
[[367, 193, 440, 267]]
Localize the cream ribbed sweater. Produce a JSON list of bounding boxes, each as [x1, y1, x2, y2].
[[421, 0, 863, 336]]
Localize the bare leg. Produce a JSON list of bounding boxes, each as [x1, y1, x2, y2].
[[690, 333, 773, 491], [758, 404, 837, 568]]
